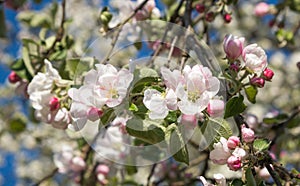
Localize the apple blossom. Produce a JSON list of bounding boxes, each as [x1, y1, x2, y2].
[[223, 34, 245, 60], [214, 173, 226, 186], [176, 65, 220, 115], [198, 176, 214, 186], [207, 99, 224, 118], [254, 2, 270, 17], [68, 64, 133, 130], [27, 60, 71, 129], [263, 68, 274, 81], [242, 44, 267, 73], [209, 137, 231, 165], [111, 116, 130, 133], [223, 13, 232, 23], [227, 155, 242, 171], [143, 89, 177, 119], [227, 136, 240, 150], [245, 114, 259, 129], [232, 147, 247, 159], [8, 71, 21, 84], [195, 4, 205, 13], [53, 145, 74, 174], [180, 114, 197, 127], [70, 156, 86, 172], [241, 125, 255, 143], [96, 164, 110, 176], [250, 77, 265, 88]]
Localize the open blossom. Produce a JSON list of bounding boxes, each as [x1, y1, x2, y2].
[[255, 2, 270, 17], [69, 64, 133, 130], [177, 65, 220, 115], [214, 173, 226, 186], [242, 44, 267, 73], [223, 34, 245, 60], [209, 137, 231, 165], [27, 60, 71, 129], [143, 89, 177, 119]]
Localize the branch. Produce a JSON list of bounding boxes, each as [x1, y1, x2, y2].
[[32, 168, 58, 186], [146, 163, 157, 186], [101, 0, 149, 64], [266, 163, 283, 186]]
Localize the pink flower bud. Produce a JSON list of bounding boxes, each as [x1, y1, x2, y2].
[[254, 2, 270, 17], [87, 107, 103, 121], [205, 12, 215, 22], [262, 68, 274, 81], [8, 71, 22, 84], [96, 164, 110, 176], [227, 155, 242, 171], [230, 63, 240, 72], [49, 97, 60, 111], [250, 77, 265, 88], [223, 34, 245, 60], [195, 4, 205, 13], [223, 13, 232, 23], [241, 125, 255, 143], [181, 114, 197, 127], [246, 114, 259, 129], [227, 136, 240, 150], [207, 99, 224, 118], [70, 156, 86, 172]]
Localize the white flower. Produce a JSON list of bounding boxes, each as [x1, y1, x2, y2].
[[68, 64, 133, 130], [143, 89, 177, 119], [209, 137, 231, 165], [177, 65, 220, 115], [213, 173, 226, 186], [53, 145, 73, 174], [232, 147, 247, 159], [242, 43, 267, 73], [27, 60, 71, 129]]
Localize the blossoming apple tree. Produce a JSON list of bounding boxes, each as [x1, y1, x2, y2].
[[1, 0, 300, 185]]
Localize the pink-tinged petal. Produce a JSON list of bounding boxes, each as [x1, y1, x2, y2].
[[161, 67, 183, 90], [84, 69, 98, 85], [165, 89, 177, 110]]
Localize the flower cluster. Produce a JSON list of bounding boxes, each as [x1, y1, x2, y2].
[[223, 34, 274, 89], [143, 65, 223, 119], [53, 145, 86, 182], [209, 125, 255, 171], [68, 64, 133, 131], [27, 60, 71, 129]]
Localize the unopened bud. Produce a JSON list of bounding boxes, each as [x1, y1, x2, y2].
[[250, 77, 265, 88], [8, 71, 22, 84], [49, 97, 60, 111]]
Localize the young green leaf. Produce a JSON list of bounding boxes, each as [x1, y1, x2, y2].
[[253, 139, 271, 152], [244, 86, 258, 104], [224, 95, 247, 119], [246, 168, 257, 186]]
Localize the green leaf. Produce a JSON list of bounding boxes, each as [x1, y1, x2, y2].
[[125, 165, 138, 175], [165, 111, 178, 124], [244, 86, 258, 104], [126, 118, 165, 145], [138, 67, 159, 78], [168, 124, 189, 165], [201, 118, 233, 148], [30, 13, 51, 28], [49, 49, 67, 61], [8, 116, 27, 134], [10, 59, 33, 80], [17, 11, 35, 24], [262, 113, 289, 125], [129, 103, 138, 112], [65, 58, 80, 79], [22, 47, 35, 77], [246, 168, 257, 186], [100, 108, 116, 126], [230, 179, 244, 186], [224, 95, 247, 119], [131, 76, 160, 93], [289, 0, 300, 13], [253, 139, 271, 152]]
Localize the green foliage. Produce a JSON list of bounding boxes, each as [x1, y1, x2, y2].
[[262, 113, 289, 125], [230, 179, 244, 186], [253, 139, 271, 152], [245, 168, 257, 186], [8, 116, 27, 134], [167, 124, 189, 165], [224, 95, 247, 118], [126, 118, 166, 145], [244, 86, 258, 104], [10, 59, 33, 80], [100, 108, 116, 126], [201, 118, 233, 148], [0, 7, 6, 38]]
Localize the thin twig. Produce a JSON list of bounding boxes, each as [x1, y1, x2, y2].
[[266, 163, 283, 186], [101, 0, 149, 64], [32, 168, 58, 186], [146, 163, 157, 186]]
